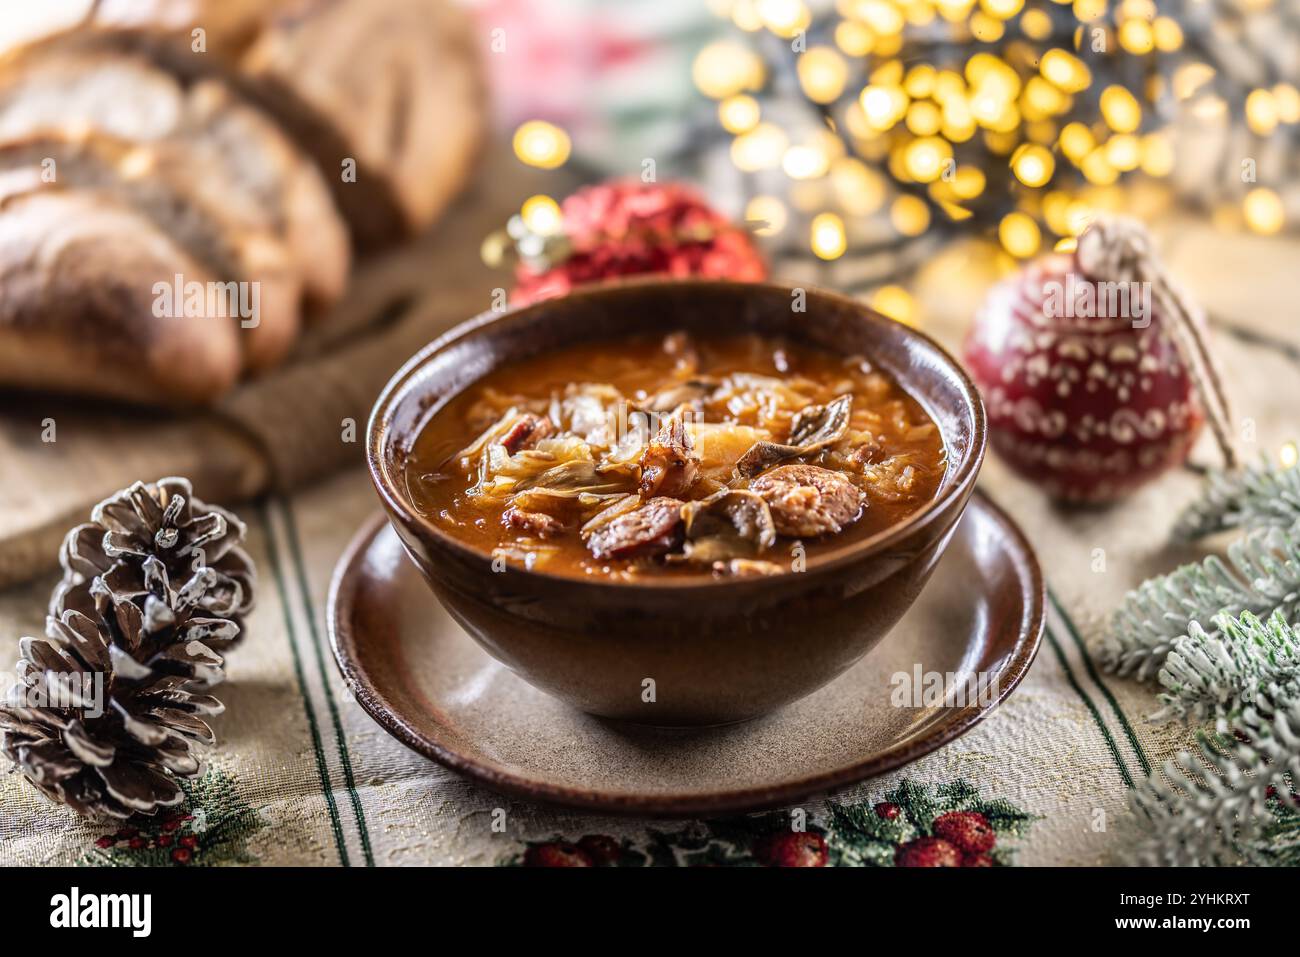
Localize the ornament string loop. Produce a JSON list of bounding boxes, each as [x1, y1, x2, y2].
[[1077, 215, 1239, 472]]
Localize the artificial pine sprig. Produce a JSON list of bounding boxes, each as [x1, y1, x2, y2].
[[1129, 611, 1300, 866], [1103, 524, 1300, 679], [1173, 456, 1300, 542]]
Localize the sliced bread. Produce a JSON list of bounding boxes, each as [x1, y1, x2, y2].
[[0, 172, 241, 405], [0, 131, 302, 372]]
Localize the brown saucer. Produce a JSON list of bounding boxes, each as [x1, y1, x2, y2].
[[328, 490, 1043, 817]]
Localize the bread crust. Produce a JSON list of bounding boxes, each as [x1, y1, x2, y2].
[[0, 181, 241, 405]]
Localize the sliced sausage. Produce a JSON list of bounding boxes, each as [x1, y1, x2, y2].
[[750, 464, 864, 538], [586, 497, 684, 561], [500, 414, 554, 454], [502, 506, 564, 538]]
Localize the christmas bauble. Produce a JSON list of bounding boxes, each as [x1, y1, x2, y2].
[[964, 227, 1210, 502], [510, 180, 767, 305]]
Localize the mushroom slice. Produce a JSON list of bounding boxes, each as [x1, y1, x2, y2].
[[672, 488, 777, 565], [514, 460, 632, 499], [734, 394, 854, 478]]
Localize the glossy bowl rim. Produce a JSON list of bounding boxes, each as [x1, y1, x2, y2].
[[365, 277, 987, 591]]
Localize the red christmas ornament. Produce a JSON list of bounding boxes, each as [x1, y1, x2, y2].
[[964, 216, 1237, 502], [510, 181, 767, 306]]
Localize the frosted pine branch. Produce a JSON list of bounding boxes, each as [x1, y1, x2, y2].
[[1101, 526, 1300, 680], [1128, 612, 1300, 866], [1130, 732, 1298, 866], [1156, 611, 1300, 723], [1173, 457, 1300, 541]]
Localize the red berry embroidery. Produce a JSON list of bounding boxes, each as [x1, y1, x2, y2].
[[932, 811, 996, 855], [755, 832, 829, 868], [523, 842, 593, 867], [576, 835, 622, 866], [895, 837, 964, 867]]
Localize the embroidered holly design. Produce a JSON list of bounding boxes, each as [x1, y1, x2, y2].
[[1259, 787, 1300, 866], [80, 768, 263, 867], [502, 779, 1035, 867], [827, 780, 1035, 866]]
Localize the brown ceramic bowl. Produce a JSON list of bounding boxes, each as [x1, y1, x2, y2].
[[366, 279, 987, 726]]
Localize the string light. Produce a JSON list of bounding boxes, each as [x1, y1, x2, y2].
[[870, 285, 918, 325], [693, 41, 765, 99], [999, 211, 1041, 256], [730, 122, 789, 170], [890, 195, 931, 235], [520, 195, 563, 235], [1243, 187, 1284, 235], [783, 143, 831, 179], [696, 0, 1299, 261], [798, 46, 850, 103], [1100, 85, 1142, 133], [512, 121, 571, 169], [1011, 143, 1054, 186], [810, 212, 848, 259], [719, 94, 761, 133]]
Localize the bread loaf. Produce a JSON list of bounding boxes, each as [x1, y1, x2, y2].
[[0, 0, 482, 406]]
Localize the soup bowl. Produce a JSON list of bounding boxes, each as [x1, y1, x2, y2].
[[367, 279, 986, 726]]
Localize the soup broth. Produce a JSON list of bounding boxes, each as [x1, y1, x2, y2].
[[403, 333, 946, 579]]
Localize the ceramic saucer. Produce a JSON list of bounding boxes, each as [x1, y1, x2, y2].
[[328, 490, 1043, 816]]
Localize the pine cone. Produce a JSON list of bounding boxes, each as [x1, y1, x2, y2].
[[0, 578, 226, 819], [51, 477, 255, 649]]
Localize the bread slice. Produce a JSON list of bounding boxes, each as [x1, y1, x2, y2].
[[0, 41, 349, 314], [239, 0, 484, 247], [0, 172, 241, 405], [0, 130, 302, 373]]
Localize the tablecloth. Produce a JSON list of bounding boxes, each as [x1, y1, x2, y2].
[[1, 218, 1296, 867]]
